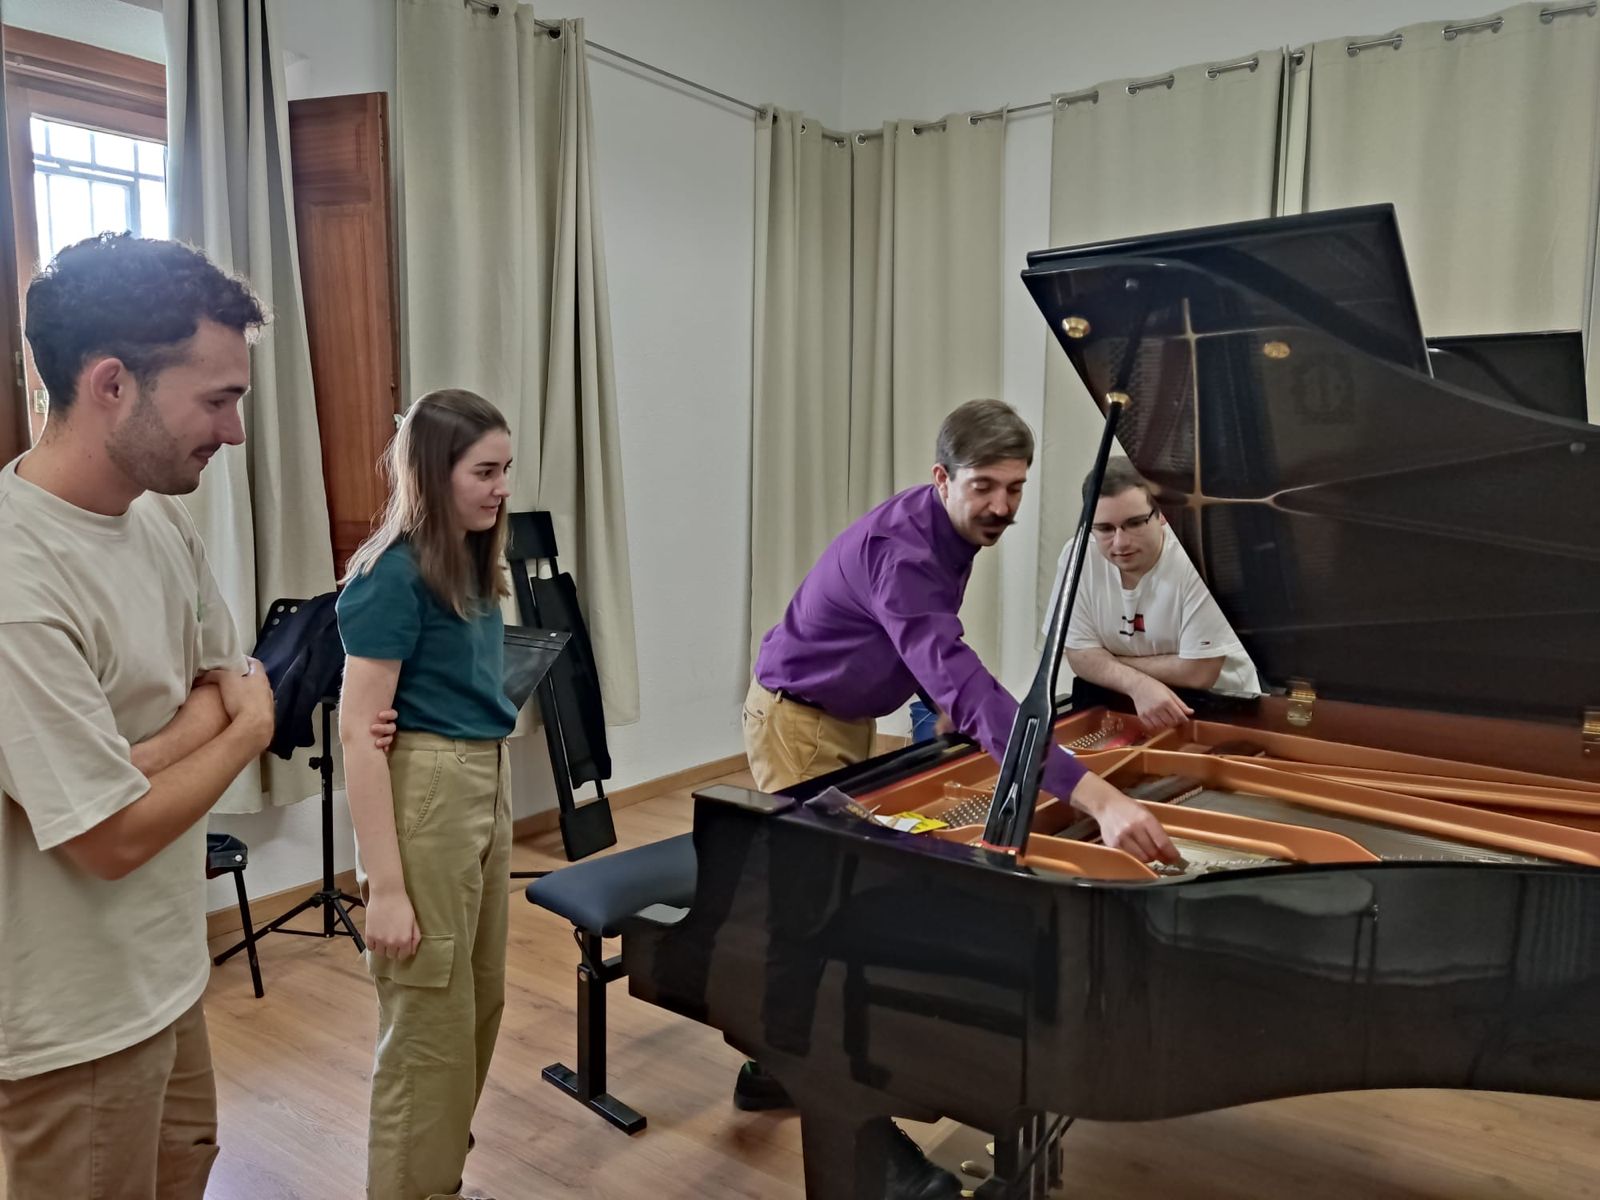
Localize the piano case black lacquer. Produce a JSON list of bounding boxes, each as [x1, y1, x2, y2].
[[620, 206, 1600, 1199]]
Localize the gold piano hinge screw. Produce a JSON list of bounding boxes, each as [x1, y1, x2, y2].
[[1263, 340, 1292, 359], [1583, 707, 1600, 757], [1287, 679, 1317, 728], [1062, 315, 1091, 339]]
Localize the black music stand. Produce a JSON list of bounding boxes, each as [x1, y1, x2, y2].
[[214, 597, 365, 965], [246, 695, 366, 949]]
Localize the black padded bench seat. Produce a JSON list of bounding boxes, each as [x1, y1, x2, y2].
[[525, 833, 695, 935], [524, 834, 697, 1132]]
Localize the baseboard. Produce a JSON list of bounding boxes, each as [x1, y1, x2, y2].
[[509, 751, 747, 841], [208, 751, 751, 932], [510, 806, 562, 842], [610, 751, 749, 808], [206, 868, 360, 944]]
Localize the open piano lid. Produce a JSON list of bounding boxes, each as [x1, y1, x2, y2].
[[1022, 204, 1600, 725]]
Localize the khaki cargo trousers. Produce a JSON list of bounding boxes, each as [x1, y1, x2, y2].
[[361, 733, 512, 1200]]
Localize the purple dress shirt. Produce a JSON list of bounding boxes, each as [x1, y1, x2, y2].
[[754, 484, 1087, 802]]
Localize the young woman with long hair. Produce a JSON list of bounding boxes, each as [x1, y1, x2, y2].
[[336, 388, 519, 1200]]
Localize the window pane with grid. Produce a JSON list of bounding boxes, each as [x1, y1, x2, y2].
[[31, 117, 169, 260]]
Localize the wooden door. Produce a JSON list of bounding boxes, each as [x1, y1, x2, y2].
[[287, 92, 399, 575]]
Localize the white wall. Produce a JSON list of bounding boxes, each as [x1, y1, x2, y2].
[[271, 0, 396, 99], [839, 0, 1488, 693], [3, 0, 164, 61]]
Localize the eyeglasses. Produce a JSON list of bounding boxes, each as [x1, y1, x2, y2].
[[1090, 509, 1159, 539]]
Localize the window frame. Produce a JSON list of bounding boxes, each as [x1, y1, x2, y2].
[[3, 26, 165, 444]]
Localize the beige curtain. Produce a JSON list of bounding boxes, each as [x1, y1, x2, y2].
[[1036, 51, 1288, 638], [1276, 46, 1312, 217], [847, 129, 895, 517], [748, 111, 852, 662], [1590, 103, 1600, 422], [747, 112, 1006, 668], [884, 115, 1007, 667], [166, 0, 335, 812], [397, 1, 640, 722], [1302, 4, 1600, 343]]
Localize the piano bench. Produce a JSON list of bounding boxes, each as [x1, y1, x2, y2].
[[524, 833, 697, 1135]]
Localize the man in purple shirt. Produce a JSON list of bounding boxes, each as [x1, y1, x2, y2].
[[746, 398, 1175, 862], [739, 400, 1177, 1198]]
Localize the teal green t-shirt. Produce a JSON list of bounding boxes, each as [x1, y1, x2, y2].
[[336, 542, 519, 740]]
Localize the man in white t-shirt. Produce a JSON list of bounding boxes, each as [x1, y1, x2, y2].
[[1051, 457, 1261, 730], [0, 234, 276, 1199]]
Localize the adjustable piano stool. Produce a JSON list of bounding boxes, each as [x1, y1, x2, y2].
[[508, 511, 698, 1133], [524, 835, 696, 1132]]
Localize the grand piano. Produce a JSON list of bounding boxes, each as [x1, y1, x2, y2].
[[621, 206, 1600, 1198]]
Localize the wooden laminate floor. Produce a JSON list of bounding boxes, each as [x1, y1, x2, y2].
[[5, 768, 1599, 1198]]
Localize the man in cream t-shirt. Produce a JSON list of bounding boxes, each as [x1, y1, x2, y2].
[[0, 234, 275, 1199], [1051, 457, 1261, 730]]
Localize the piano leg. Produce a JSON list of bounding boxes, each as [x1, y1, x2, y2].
[[797, 1107, 893, 1200], [977, 1111, 1069, 1198]]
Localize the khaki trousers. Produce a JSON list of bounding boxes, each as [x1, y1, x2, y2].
[[363, 734, 512, 1200], [742, 678, 876, 792], [0, 999, 217, 1200]]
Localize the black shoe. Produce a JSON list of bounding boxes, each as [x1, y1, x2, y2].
[[883, 1120, 961, 1200], [732, 1060, 795, 1111]]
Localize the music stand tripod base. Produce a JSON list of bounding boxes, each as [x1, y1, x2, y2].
[[213, 703, 366, 970]]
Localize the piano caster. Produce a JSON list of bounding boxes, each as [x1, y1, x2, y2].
[[541, 1063, 647, 1135]]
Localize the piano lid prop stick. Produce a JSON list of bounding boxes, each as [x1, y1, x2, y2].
[[982, 390, 1128, 855]]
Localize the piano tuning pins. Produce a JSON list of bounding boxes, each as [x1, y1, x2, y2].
[[1062, 315, 1091, 339], [1263, 340, 1292, 359]]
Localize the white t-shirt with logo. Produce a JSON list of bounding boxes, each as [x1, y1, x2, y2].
[[1049, 524, 1261, 698]]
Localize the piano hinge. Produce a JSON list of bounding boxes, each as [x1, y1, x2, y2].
[[1583, 707, 1600, 757], [1286, 679, 1317, 728]]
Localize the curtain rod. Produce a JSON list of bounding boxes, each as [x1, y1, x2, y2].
[[464, 0, 1599, 143], [462, 0, 764, 112], [1292, 2, 1595, 62]]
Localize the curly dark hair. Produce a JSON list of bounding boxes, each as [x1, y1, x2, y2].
[[24, 232, 267, 411]]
